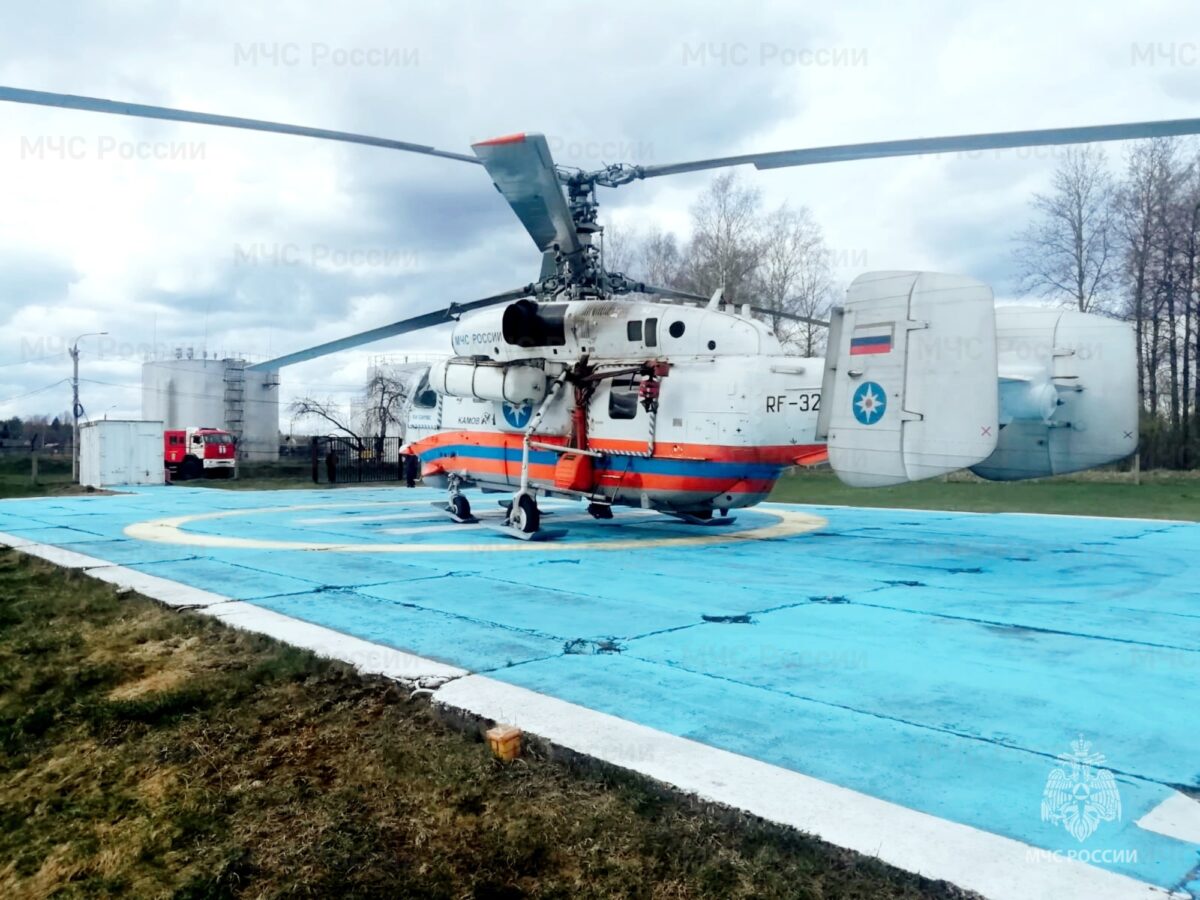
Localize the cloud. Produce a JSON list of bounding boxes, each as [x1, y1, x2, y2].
[[0, 0, 1194, 419]]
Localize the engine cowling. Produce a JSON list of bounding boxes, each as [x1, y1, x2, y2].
[[450, 301, 568, 360]]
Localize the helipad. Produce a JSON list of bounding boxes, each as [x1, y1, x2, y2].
[[2, 485, 1198, 899]]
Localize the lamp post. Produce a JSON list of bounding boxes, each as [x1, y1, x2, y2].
[[70, 331, 107, 482]]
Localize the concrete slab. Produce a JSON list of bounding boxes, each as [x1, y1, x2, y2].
[[198, 601, 466, 685], [1, 485, 1197, 899]]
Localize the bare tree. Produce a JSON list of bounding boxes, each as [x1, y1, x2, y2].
[[1117, 140, 1173, 411], [1150, 146, 1189, 434], [1110, 137, 1200, 468], [638, 226, 683, 289], [608, 177, 835, 351], [755, 204, 834, 355], [608, 224, 684, 290], [1015, 146, 1118, 313], [288, 398, 363, 450], [677, 172, 765, 303], [600, 222, 637, 276], [361, 368, 411, 451], [1180, 154, 1200, 451]]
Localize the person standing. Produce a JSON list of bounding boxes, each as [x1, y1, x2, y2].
[[404, 451, 419, 488]]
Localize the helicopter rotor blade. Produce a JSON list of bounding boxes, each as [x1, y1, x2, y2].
[[636, 284, 708, 302], [632, 118, 1200, 180], [0, 86, 483, 165], [247, 286, 532, 371], [472, 133, 583, 259], [638, 284, 829, 328], [746, 306, 829, 328]]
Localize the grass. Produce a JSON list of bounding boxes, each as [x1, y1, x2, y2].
[[185, 459, 321, 492], [0, 455, 81, 499], [0, 551, 975, 899], [770, 468, 1200, 521], [0, 455, 320, 499]]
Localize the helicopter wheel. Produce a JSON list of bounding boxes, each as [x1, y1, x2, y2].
[[449, 494, 471, 520], [587, 502, 613, 520], [511, 493, 540, 534]]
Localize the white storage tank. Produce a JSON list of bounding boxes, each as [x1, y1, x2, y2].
[[141, 357, 280, 461], [79, 420, 164, 488]]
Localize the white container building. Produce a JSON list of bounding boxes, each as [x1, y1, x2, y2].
[[79, 420, 164, 487]]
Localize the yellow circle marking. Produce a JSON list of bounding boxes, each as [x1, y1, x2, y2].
[[123, 501, 827, 553]]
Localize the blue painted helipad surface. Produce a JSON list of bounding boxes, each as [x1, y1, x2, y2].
[[1, 485, 1198, 895]]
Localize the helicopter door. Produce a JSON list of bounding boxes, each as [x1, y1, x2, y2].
[[817, 271, 999, 487], [594, 376, 655, 448]]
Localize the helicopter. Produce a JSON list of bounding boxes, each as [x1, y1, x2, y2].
[[2, 87, 1196, 539]]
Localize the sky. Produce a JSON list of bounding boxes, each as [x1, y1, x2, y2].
[[0, 0, 1197, 423]]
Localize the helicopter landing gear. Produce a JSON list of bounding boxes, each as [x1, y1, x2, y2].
[[433, 478, 478, 524], [510, 493, 540, 534], [449, 493, 473, 521], [587, 502, 613, 520], [488, 492, 567, 541]]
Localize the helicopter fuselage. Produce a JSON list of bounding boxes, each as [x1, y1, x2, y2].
[[405, 299, 827, 513]]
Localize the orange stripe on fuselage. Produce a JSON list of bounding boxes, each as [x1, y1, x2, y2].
[[587, 436, 824, 467], [411, 430, 824, 464], [411, 430, 823, 496]]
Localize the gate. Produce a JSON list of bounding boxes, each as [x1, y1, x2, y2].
[[311, 436, 411, 484]]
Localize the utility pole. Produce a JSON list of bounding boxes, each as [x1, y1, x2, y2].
[[70, 332, 107, 482]]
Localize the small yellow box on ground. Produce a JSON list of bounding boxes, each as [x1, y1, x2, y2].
[[486, 724, 522, 761]]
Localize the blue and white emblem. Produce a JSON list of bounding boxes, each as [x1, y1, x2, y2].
[[1041, 737, 1122, 842], [851, 381, 886, 425], [502, 401, 533, 429]]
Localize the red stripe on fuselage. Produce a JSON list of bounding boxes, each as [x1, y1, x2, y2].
[[584, 436, 824, 467], [410, 430, 823, 496]]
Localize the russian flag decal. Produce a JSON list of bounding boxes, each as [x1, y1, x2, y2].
[[849, 324, 893, 356]]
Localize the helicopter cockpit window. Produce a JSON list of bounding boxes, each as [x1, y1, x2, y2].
[[645, 318, 658, 347], [626, 320, 643, 342], [608, 377, 639, 420], [412, 374, 439, 409]]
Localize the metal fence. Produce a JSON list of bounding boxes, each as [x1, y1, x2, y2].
[[310, 436, 415, 484]]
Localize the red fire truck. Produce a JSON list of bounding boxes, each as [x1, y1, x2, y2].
[[164, 427, 237, 480]]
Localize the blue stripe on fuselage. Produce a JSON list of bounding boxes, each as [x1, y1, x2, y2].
[[418, 443, 785, 479]]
